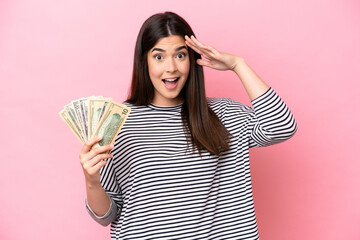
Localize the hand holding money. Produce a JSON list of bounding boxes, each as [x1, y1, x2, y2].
[[59, 96, 131, 146], [79, 137, 113, 186], [59, 96, 130, 216]]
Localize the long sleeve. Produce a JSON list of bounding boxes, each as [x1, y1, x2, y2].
[[85, 197, 118, 226], [248, 87, 297, 147]]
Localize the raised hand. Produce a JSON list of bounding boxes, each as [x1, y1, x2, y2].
[[185, 35, 269, 100], [184, 35, 243, 71]]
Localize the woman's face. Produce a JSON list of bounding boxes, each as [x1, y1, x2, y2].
[[147, 35, 190, 106]]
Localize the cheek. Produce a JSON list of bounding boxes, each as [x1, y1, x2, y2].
[[181, 60, 190, 76], [148, 60, 163, 78]]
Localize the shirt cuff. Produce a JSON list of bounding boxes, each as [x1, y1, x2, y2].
[[85, 198, 113, 219], [85, 198, 118, 226], [250, 87, 273, 106]]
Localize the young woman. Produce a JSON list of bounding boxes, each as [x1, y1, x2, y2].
[[79, 11, 297, 239]]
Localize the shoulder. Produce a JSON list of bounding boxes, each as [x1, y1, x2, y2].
[[122, 102, 150, 113], [122, 102, 134, 109], [120, 102, 154, 122], [208, 97, 253, 119], [208, 97, 245, 107]]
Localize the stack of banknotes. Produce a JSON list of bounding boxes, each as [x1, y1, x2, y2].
[[59, 97, 131, 147]]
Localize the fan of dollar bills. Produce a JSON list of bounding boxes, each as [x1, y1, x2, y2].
[[59, 97, 131, 147]]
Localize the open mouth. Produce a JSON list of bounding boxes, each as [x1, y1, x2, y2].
[[162, 77, 179, 83], [162, 77, 180, 90]]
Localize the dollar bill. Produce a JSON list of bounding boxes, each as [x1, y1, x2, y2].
[[88, 97, 112, 139], [58, 109, 85, 143], [92, 101, 131, 148], [72, 100, 87, 141], [79, 98, 88, 141], [64, 103, 84, 141], [60, 96, 130, 147]]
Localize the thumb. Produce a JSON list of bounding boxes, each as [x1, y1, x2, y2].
[[196, 59, 212, 68]]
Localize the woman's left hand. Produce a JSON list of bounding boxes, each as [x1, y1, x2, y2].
[[185, 35, 243, 71]]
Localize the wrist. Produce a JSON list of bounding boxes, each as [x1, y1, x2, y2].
[[232, 57, 246, 72], [85, 179, 103, 190]]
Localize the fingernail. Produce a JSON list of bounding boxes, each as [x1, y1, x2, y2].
[[110, 144, 114, 148]]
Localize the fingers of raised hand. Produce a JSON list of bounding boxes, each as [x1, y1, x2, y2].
[[196, 58, 213, 68], [189, 35, 207, 49], [185, 35, 219, 59], [185, 35, 206, 54]]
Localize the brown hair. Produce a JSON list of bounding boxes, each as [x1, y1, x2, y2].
[[127, 11, 230, 156]]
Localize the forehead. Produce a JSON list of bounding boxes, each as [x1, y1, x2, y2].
[[151, 35, 186, 51]]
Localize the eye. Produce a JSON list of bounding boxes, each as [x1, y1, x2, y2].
[[154, 54, 163, 60], [177, 52, 186, 59]]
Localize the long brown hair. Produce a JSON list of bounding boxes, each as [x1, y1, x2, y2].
[[127, 11, 230, 156]]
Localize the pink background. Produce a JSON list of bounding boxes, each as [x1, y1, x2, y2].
[[1, 0, 359, 239]]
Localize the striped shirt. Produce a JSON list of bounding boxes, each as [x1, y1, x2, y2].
[[86, 88, 297, 239]]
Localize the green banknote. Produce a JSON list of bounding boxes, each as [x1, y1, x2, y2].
[[59, 96, 131, 146], [92, 101, 131, 148]]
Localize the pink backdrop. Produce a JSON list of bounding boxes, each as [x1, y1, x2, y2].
[[1, 0, 359, 239]]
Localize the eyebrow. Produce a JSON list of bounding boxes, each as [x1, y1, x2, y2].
[[151, 45, 188, 53]]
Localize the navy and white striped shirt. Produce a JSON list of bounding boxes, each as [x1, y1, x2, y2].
[[86, 88, 297, 239]]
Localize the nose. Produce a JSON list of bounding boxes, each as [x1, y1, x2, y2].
[[166, 58, 177, 73]]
